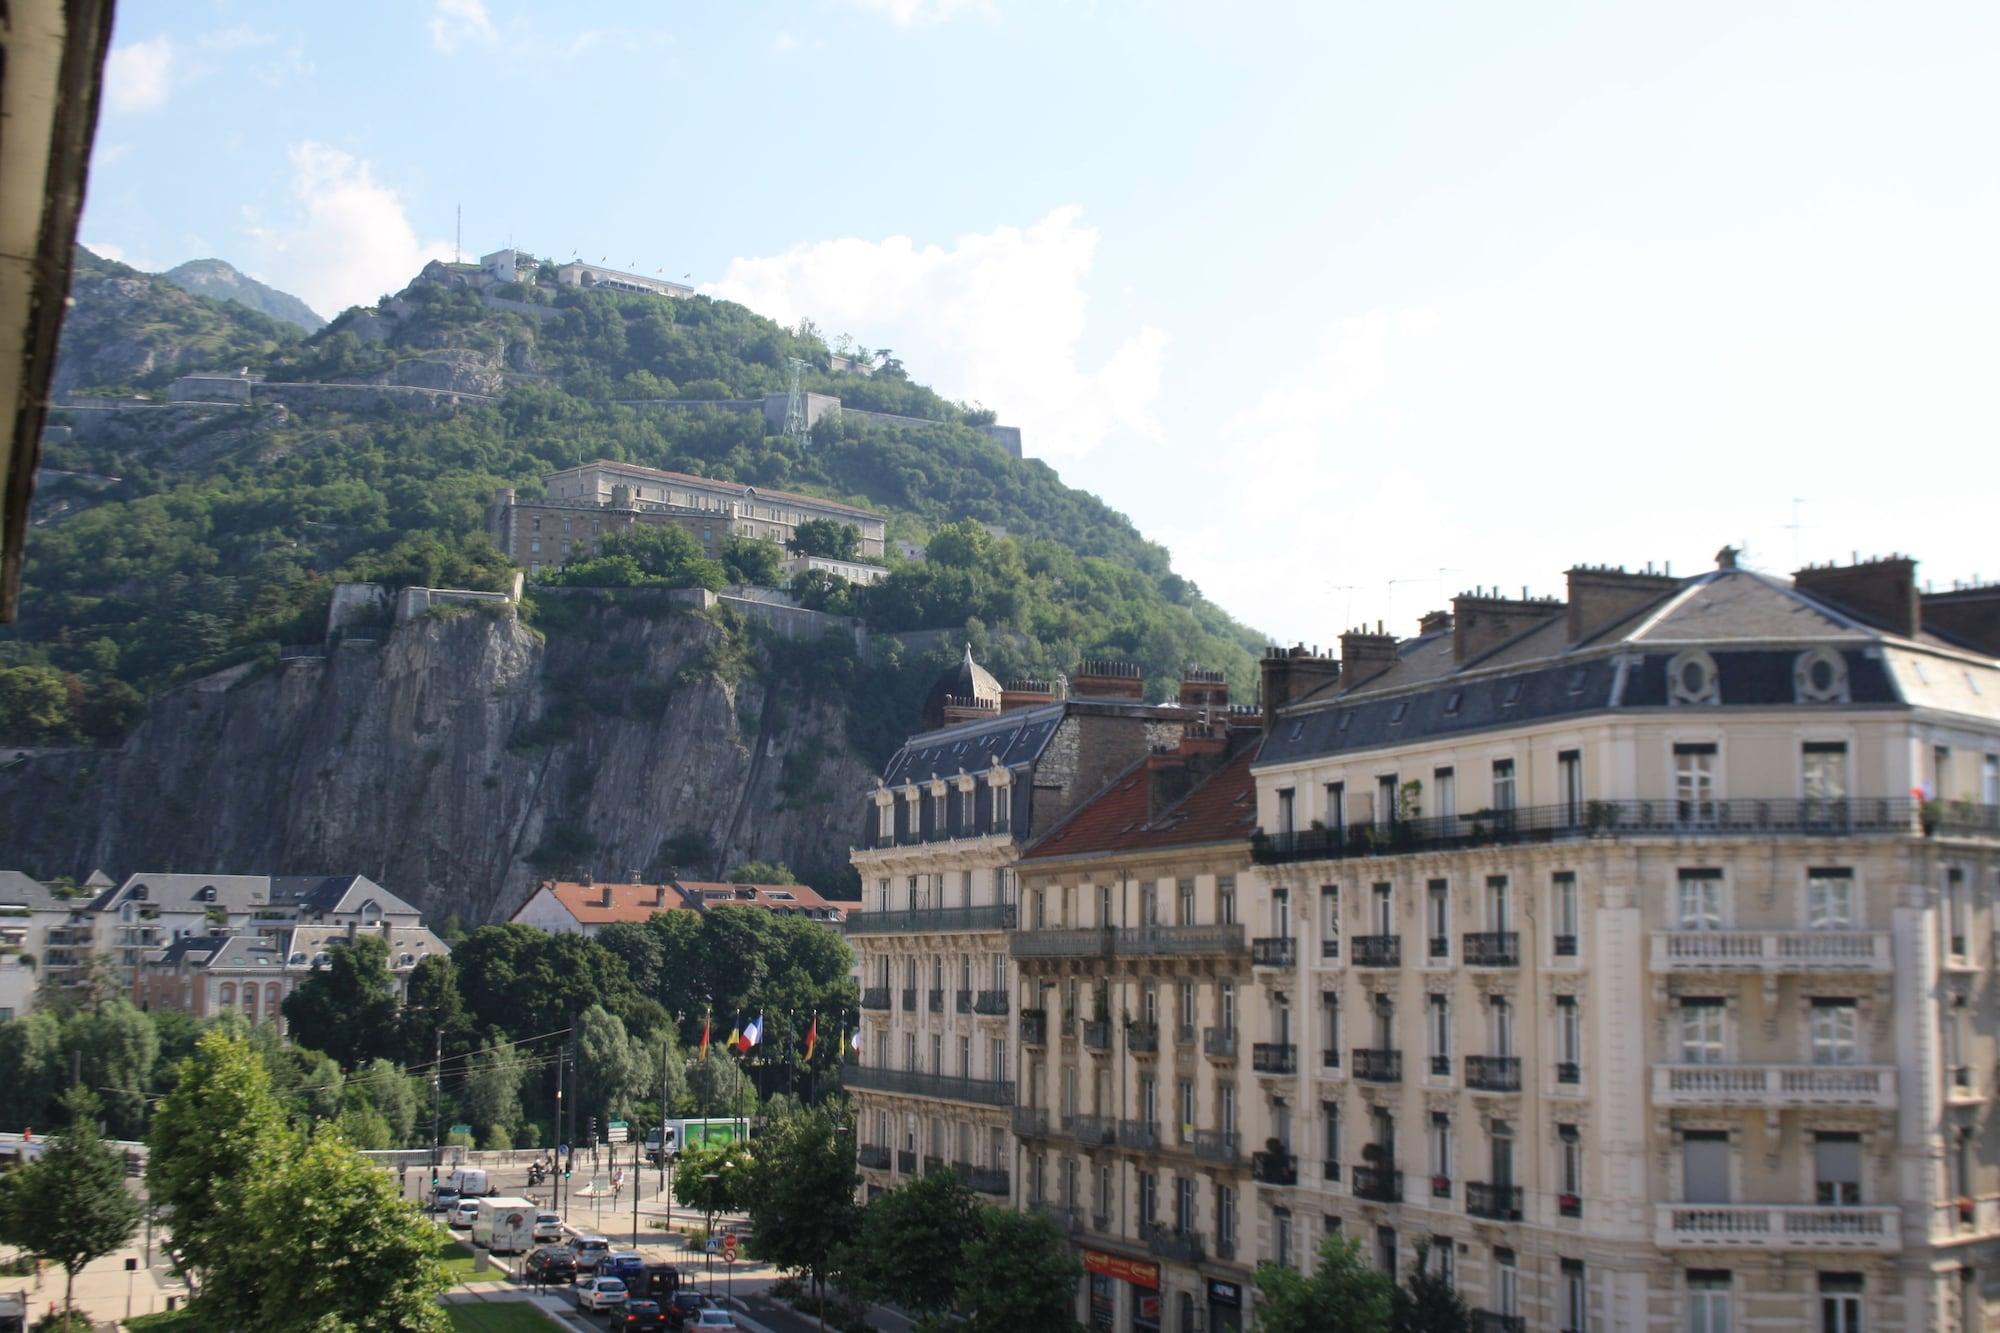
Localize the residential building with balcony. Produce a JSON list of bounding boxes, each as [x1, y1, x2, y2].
[[1248, 553, 2000, 1332], [0, 870, 100, 1015], [508, 876, 850, 936], [845, 653, 1202, 1220], [136, 919, 449, 1034], [1010, 710, 1266, 1333]]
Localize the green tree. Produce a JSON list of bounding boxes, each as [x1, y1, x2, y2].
[[242, 1129, 450, 1332], [922, 519, 991, 569], [0, 666, 74, 742], [725, 860, 797, 885], [348, 1057, 422, 1146], [577, 1004, 650, 1127], [956, 1207, 1082, 1333], [787, 518, 860, 560], [396, 954, 476, 1066], [63, 999, 160, 1139], [461, 1041, 529, 1148], [334, 1102, 393, 1150], [842, 1169, 984, 1324], [0, 1089, 141, 1317], [1253, 1233, 1395, 1333], [720, 535, 784, 586], [1393, 1241, 1474, 1333], [740, 1105, 858, 1324], [682, 1050, 758, 1117], [280, 934, 399, 1068], [674, 1139, 754, 1233], [0, 1011, 64, 1131]]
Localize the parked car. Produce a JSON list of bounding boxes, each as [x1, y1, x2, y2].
[[428, 1187, 460, 1214], [691, 1311, 736, 1331], [599, 1251, 647, 1287], [666, 1291, 709, 1328], [532, 1211, 564, 1243], [577, 1275, 629, 1312], [524, 1246, 576, 1284], [621, 1299, 669, 1329], [449, 1199, 481, 1229], [567, 1235, 611, 1272]]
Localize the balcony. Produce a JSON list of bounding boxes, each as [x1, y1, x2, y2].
[[1203, 1027, 1239, 1060], [1071, 1115, 1115, 1147], [861, 987, 891, 1011], [1654, 1203, 1902, 1252], [1465, 1056, 1522, 1093], [1558, 1192, 1582, 1218], [1353, 934, 1402, 967], [1118, 1120, 1160, 1151], [1033, 1204, 1083, 1234], [1650, 930, 1892, 973], [974, 990, 1010, 1016], [1251, 1151, 1298, 1186], [1191, 1130, 1241, 1165], [964, 1166, 1009, 1196], [1141, 1223, 1206, 1264], [846, 903, 1017, 935], [1353, 1049, 1402, 1083], [1463, 931, 1520, 968], [1652, 1064, 1897, 1109], [1253, 797, 1922, 864], [1021, 1011, 1048, 1047], [1127, 1022, 1159, 1055], [858, 1144, 891, 1171], [923, 1154, 946, 1175], [897, 1150, 917, 1174], [1252, 937, 1296, 968], [1556, 1062, 1581, 1086], [1011, 927, 1113, 960], [1083, 1021, 1112, 1052], [1012, 1107, 1050, 1138], [1322, 937, 1341, 961], [845, 1065, 1015, 1107], [1554, 934, 1578, 958], [1324, 1160, 1343, 1184], [1430, 1174, 1452, 1200], [1252, 1043, 1297, 1075], [1174, 1023, 1197, 1048], [1475, 1313, 1526, 1333], [1353, 1164, 1403, 1203], [1008, 923, 1247, 960], [900, 987, 918, 1011], [956, 989, 974, 1014], [1322, 1049, 1342, 1072], [927, 989, 945, 1013], [1466, 1181, 1524, 1221]]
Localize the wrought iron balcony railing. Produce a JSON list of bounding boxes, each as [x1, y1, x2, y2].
[[1252, 937, 1296, 967], [845, 1065, 1015, 1107], [1465, 1055, 1522, 1092], [1127, 1022, 1159, 1054], [1011, 1107, 1050, 1138], [965, 1166, 1009, 1196], [1141, 1223, 1205, 1264], [1353, 1048, 1402, 1083], [1192, 1130, 1241, 1165], [1071, 1115, 1115, 1147], [846, 903, 1017, 935], [1252, 1043, 1297, 1075], [974, 990, 1010, 1016], [1118, 1120, 1160, 1151], [1020, 1011, 1048, 1046], [1353, 934, 1401, 967], [1083, 1021, 1112, 1052], [897, 1149, 916, 1174], [1463, 931, 1520, 967], [858, 1144, 891, 1170], [861, 987, 891, 1010], [1251, 1151, 1298, 1186], [1352, 1164, 1402, 1202], [955, 989, 974, 1014], [1466, 1181, 1524, 1220], [1204, 1027, 1238, 1059]]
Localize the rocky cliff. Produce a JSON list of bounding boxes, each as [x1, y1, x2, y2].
[[161, 258, 326, 333], [0, 601, 874, 925]]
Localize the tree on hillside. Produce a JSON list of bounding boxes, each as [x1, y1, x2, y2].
[[0, 1089, 141, 1318], [787, 518, 860, 560], [725, 860, 797, 885], [721, 535, 784, 587], [1254, 1233, 1396, 1333], [396, 953, 476, 1066], [740, 1105, 858, 1325], [549, 524, 727, 590], [281, 934, 399, 1068], [841, 1169, 985, 1324], [955, 1207, 1082, 1333]]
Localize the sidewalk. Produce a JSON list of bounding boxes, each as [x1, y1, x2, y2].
[[0, 1230, 189, 1328]]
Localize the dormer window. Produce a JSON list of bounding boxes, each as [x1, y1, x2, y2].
[[197, 885, 217, 902], [131, 885, 149, 901], [1668, 649, 1721, 706], [1793, 648, 1849, 704]]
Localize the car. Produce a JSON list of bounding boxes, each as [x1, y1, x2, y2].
[[449, 1199, 481, 1229], [523, 1246, 576, 1284], [691, 1311, 736, 1331], [639, 1264, 681, 1299], [621, 1299, 669, 1330], [666, 1291, 709, 1328], [599, 1251, 647, 1286], [429, 1187, 460, 1214], [577, 1275, 629, 1312], [532, 1211, 564, 1244], [567, 1234, 611, 1272]]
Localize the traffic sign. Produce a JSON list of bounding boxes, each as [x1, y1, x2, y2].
[[607, 1119, 629, 1144], [723, 1234, 738, 1264], [704, 1236, 721, 1255]]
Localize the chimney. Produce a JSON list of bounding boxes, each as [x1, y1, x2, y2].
[[1000, 678, 1056, 711], [1146, 753, 1200, 821], [653, 884, 666, 907], [1923, 583, 2000, 656], [600, 885, 613, 907], [1793, 554, 1921, 638], [1452, 588, 1563, 663], [1339, 625, 1399, 686], [1417, 610, 1454, 637], [1179, 667, 1229, 711], [1070, 659, 1145, 701], [1564, 564, 1679, 645], [1259, 644, 1339, 733]]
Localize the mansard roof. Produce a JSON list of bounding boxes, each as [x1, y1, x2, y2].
[[879, 701, 1066, 787], [1022, 745, 1260, 864]]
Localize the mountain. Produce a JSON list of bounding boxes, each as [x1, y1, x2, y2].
[[0, 253, 1266, 919], [161, 257, 327, 332]]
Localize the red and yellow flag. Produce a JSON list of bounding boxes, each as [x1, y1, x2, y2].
[[805, 1015, 818, 1060], [699, 1013, 712, 1062]]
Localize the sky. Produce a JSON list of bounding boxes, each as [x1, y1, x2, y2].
[[83, 0, 2000, 646]]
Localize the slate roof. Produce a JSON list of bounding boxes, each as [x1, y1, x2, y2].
[[94, 873, 420, 920], [880, 701, 1067, 787], [1023, 745, 1260, 863], [0, 871, 71, 913]]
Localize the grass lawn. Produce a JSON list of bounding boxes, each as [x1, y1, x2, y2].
[[439, 1239, 490, 1282], [445, 1301, 567, 1332]]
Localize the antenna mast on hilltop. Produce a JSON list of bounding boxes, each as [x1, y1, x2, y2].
[[784, 357, 811, 450]]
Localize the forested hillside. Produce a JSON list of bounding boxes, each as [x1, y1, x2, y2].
[[7, 251, 1263, 754]]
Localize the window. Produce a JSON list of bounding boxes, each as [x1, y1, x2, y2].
[[1428, 1234, 1453, 1287], [1985, 753, 2000, 807], [1819, 1273, 1862, 1333], [1216, 1185, 1236, 1251], [1178, 878, 1196, 926], [1322, 1102, 1341, 1176], [958, 1036, 971, 1077], [1675, 743, 1719, 823], [1174, 1176, 1196, 1233], [1808, 869, 1854, 930], [1429, 1113, 1451, 1194], [1795, 649, 1850, 703], [1274, 1208, 1293, 1269], [1683, 1133, 1730, 1203], [1811, 1000, 1859, 1066], [1220, 979, 1236, 1034], [1559, 749, 1583, 824], [1803, 742, 1848, 806], [1669, 650, 1721, 706], [1427, 880, 1450, 959], [1326, 783, 1345, 836], [1490, 996, 1515, 1059], [1372, 883, 1394, 935], [1562, 1259, 1587, 1333], [1434, 767, 1456, 824], [1679, 998, 1725, 1065], [1320, 886, 1340, 958], [1278, 788, 1296, 836], [1557, 997, 1582, 1083], [1141, 884, 1159, 927], [1178, 1078, 1195, 1141], [1553, 872, 1579, 956], [876, 804, 892, 841], [1322, 992, 1340, 1068], [1377, 774, 1400, 826], [1936, 745, 1955, 800], [1814, 1132, 1861, 1206], [1677, 870, 1724, 930], [1137, 1169, 1157, 1226], [1178, 979, 1195, 1034], [1218, 876, 1237, 926], [1376, 1225, 1397, 1278], [1272, 888, 1291, 938], [1428, 994, 1450, 1075], [1559, 1125, 1583, 1215], [1946, 868, 1968, 957], [1494, 1248, 1519, 1318], [1491, 759, 1516, 814], [1945, 997, 1968, 1088]]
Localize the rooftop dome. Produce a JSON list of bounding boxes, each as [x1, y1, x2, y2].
[[921, 646, 1004, 730]]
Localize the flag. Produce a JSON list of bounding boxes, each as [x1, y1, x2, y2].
[[848, 1027, 862, 1057], [738, 1014, 763, 1054], [699, 1014, 711, 1062], [726, 1021, 741, 1053], [805, 1015, 818, 1060]]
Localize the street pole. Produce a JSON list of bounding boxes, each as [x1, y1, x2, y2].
[[631, 1137, 641, 1249], [430, 1028, 442, 1200], [659, 1039, 669, 1194], [552, 1048, 564, 1215]]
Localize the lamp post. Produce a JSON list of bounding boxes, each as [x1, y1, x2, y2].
[[703, 1172, 720, 1297]]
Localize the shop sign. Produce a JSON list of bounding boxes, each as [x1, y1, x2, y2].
[[1206, 1279, 1242, 1307], [1083, 1249, 1161, 1290]]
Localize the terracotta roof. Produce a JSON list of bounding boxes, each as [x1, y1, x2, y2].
[[542, 881, 690, 924], [1022, 744, 1260, 862], [675, 881, 848, 915], [571, 460, 880, 521]]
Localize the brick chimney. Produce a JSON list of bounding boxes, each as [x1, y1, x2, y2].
[[1565, 564, 1679, 645], [1452, 589, 1563, 663], [1417, 610, 1454, 637], [1000, 678, 1056, 711], [1339, 624, 1399, 687], [1793, 554, 1920, 637], [1070, 659, 1145, 700], [1179, 667, 1229, 710], [1258, 645, 1340, 732], [1923, 583, 2000, 655]]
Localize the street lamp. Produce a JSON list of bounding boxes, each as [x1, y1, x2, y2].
[[702, 1171, 720, 1297]]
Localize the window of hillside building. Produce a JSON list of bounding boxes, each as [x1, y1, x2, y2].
[[1326, 782, 1345, 835], [1491, 759, 1517, 813], [1553, 872, 1579, 955], [1562, 1260, 1587, 1333], [1936, 745, 1954, 799], [1814, 1132, 1862, 1205], [1427, 880, 1450, 959], [1178, 878, 1195, 926], [1819, 1274, 1862, 1333], [1494, 1248, 1519, 1318], [1559, 750, 1583, 824], [1679, 997, 1725, 1065], [1278, 787, 1296, 835], [1218, 876, 1237, 925], [1557, 998, 1582, 1082], [1429, 1112, 1451, 1188], [1677, 870, 1725, 930], [1808, 869, 1854, 930], [1321, 886, 1340, 957], [1274, 1207, 1292, 1269], [1811, 1000, 1859, 1066], [1675, 743, 1719, 822], [1682, 1132, 1730, 1203], [1559, 1125, 1583, 1200], [1428, 995, 1450, 1074], [1434, 767, 1456, 822], [1946, 868, 1968, 956], [1802, 741, 1848, 805]]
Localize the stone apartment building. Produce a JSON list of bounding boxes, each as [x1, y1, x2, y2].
[[1247, 552, 2000, 1332], [844, 655, 1201, 1218]]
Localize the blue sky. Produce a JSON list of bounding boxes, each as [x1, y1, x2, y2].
[[85, 1, 2000, 644]]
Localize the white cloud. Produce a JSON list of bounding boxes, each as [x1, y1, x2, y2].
[[773, 30, 802, 53], [428, 0, 497, 53], [104, 35, 174, 114], [244, 142, 452, 316], [199, 25, 275, 53], [849, 0, 993, 26], [86, 240, 128, 264], [706, 208, 1167, 464]]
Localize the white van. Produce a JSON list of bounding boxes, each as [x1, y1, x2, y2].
[[471, 1196, 538, 1255], [566, 1234, 611, 1272], [445, 1167, 491, 1197]]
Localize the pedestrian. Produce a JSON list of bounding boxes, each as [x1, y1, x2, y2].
[[33, 1257, 43, 1289]]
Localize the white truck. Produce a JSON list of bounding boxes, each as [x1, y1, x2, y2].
[[445, 1167, 491, 1197], [471, 1195, 538, 1255]]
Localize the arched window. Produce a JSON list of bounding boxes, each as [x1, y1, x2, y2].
[[244, 987, 258, 1018], [266, 982, 282, 1013], [360, 901, 382, 926], [219, 982, 236, 1006]]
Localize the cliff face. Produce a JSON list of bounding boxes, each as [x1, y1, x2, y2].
[[0, 604, 873, 925]]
